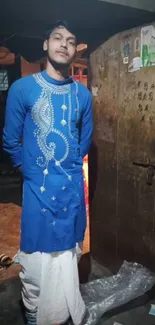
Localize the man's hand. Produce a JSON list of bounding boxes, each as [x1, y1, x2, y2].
[[78, 242, 83, 252], [76, 242, 83, 263]]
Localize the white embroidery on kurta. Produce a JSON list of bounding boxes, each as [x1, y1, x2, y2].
[[32, 73, 80, 191]]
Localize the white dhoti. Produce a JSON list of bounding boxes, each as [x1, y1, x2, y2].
[[18, 245, 86, 325]]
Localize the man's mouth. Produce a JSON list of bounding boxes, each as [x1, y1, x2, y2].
[[57, 51, 68, 57]]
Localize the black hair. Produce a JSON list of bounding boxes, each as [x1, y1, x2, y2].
[[44, 20, 76, 41]]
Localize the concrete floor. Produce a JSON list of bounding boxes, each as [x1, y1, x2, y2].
[[0, 178, 155, 325], [1, 266, 155, 325]]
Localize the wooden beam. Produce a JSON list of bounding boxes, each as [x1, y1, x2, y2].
[[71, 63, 87, 70]]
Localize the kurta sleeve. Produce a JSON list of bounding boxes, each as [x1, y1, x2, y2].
[[3, 81, 27, 168], [80, 90, 93, 158]]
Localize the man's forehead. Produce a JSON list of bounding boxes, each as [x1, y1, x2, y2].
[[51, 27, 76, 39]]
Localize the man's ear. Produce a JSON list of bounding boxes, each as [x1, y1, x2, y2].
[[43, 40, 48, 51]]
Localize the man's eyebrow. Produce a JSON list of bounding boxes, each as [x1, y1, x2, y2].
[[67, 36, 76, 41], [51, 32, 62, 37]]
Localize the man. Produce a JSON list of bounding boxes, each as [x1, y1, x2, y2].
[[3, 20, 93, 325]]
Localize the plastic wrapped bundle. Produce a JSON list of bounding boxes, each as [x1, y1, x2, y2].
[[81, 261, 155, 325]]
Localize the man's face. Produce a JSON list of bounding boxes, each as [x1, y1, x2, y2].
[[43, 27, 76, 67]]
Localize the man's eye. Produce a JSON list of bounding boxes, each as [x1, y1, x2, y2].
[[69, 41, 75, 46]]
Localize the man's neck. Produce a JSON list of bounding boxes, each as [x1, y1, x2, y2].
[[46, 61, 69, 81]]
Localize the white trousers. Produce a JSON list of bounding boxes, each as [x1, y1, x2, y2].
[[18, 244, 86, 325]]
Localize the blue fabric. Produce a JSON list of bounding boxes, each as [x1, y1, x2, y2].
[[3, 70, 93, 253]]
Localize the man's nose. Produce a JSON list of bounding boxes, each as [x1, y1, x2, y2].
[[61, 39, 67, 48]]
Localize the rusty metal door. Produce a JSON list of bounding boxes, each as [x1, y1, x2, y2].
[[89, 25, 155, 271]]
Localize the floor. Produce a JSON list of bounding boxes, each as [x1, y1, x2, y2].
[[0, 177, 155, 325]]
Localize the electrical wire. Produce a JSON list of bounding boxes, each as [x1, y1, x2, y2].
[[0, 33, 16, 46]]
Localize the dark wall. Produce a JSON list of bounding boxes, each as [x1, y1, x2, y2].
[[0, 56, 21, 167]]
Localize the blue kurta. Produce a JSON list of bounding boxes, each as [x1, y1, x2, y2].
[[3, 70, 93, 253]]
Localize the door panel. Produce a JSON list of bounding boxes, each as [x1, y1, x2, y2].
[[90, 25, 155, 271]]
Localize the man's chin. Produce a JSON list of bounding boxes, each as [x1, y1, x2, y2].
[[48, 56, 70, 69], [55, 60, 69, 67]]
